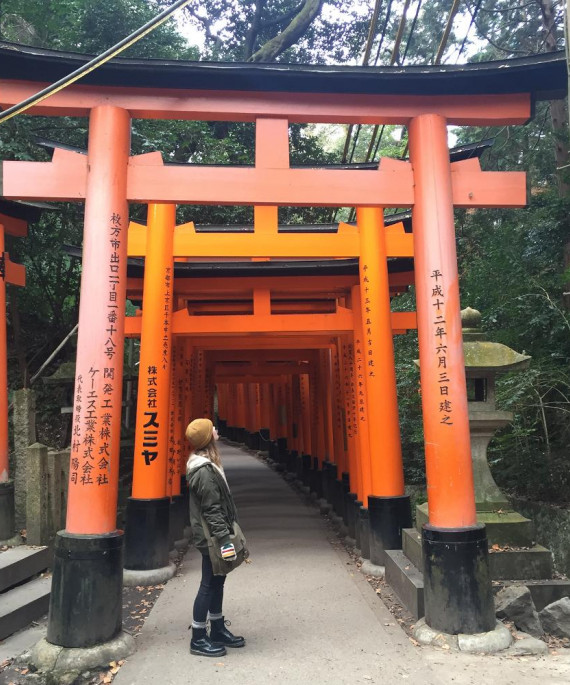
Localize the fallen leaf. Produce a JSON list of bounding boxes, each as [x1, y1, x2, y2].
[[109, 661, 117, 668], [20, 668, 29, 675]]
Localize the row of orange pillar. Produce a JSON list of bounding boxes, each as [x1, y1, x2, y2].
[[46, 106, 493, 651]]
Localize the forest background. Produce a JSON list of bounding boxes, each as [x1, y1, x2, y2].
[[0, 0, 569, 505]]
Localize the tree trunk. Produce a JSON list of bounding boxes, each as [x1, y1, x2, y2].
[[539, 0, 570, 307], [248, 0, 322, 62], [539, 0, 570, 196]]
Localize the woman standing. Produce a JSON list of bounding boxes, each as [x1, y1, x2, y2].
[[186, 418, 245, 657]]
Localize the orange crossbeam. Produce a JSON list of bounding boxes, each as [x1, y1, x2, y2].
[[0, 80, 531, 125], [124, 309, 416, 337], [3, 150, 525, 210]]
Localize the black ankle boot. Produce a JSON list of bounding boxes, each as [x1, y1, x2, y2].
[[190, 627, 227, 657], [210, 617, 245, 648]]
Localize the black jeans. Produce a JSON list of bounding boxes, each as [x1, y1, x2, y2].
[[193, 553, 226, 624]]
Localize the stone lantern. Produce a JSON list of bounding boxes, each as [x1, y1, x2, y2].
[[461, 306, 531, 514]]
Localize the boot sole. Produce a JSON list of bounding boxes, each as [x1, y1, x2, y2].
[[190, 648, 227, 657], [211, 641, 245, 648]]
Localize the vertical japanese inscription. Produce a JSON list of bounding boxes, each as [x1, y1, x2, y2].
[[430, 270, 453, 426]]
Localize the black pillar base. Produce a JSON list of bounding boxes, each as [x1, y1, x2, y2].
[[354, 500, 363, 549], [359, 507, 370, 559], [332, 478, 344, 518], [301, 454, 312, 486], [287, 449, 298, 473], [124, 497, 170, 570], [180, 476, 190, 526], [169, 495, 186, 548], [346, 493, 358, 538], [47, 530, 123, 648], [368, 494, 412, 566], [311, 458, 323, 498], [423, 523, 495, 635], [0, 480, 15, 540], [218, 419, 227, 436], [341, 473, 350, 525], [277, 438, 288, 465], [326, 463, 332, 509]]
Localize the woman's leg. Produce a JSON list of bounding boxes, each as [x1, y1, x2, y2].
[[190, 555, 226, 656], [191, 554, 216, 629], [207, 574, 226, 622]]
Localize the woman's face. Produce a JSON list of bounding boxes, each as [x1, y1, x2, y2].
[[213, 427, 219, 441]]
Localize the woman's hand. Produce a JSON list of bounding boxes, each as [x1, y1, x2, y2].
[[220, 542, 237, 561]]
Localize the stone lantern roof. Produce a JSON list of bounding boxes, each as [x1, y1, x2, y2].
[[461, 307, 531, 373]]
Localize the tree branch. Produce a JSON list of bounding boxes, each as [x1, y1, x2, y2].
[[244, 0, 267, 60], [248, 0, 323, 63]]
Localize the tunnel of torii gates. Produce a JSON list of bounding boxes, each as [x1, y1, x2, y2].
[[0, 41, 567, 650]]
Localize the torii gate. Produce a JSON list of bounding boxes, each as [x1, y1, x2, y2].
[[0, 41, 565, 655]]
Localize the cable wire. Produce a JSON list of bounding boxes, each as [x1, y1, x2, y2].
[[0, 0, 192, 126]]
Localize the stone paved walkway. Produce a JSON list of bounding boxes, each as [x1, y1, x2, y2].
[[113, 444, 570, 685]]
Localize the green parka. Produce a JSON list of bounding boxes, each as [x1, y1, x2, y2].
[[187, 453, 239, 555]]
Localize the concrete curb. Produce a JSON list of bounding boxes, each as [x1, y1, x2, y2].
[[123, 562, 176, 587], [360, 560, 385, 578], [30, 631, 136, 682], [413, 618, 513, 653]]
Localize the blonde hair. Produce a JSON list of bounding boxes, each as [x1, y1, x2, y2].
[[196, 438, 222, 468]]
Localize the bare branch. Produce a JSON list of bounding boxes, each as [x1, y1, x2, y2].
[[248, 0, 323, 63]]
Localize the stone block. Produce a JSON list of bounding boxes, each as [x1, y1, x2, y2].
[[385, 549, 424, 619], [0, 575, 51, 641], [523, 580, 570, 612], [13, 388, 37, 530], [26, 443, 49, 546], [495, 585, 543, 637], [402, 528, 423, 571], [488, 545, 553, 580], [47, 450, 64, 541], [415, 503, 535, 546], [539, 597, 570, 638], [0, 546, 51, 592]]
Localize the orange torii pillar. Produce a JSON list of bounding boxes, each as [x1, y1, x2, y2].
[[409, 114, 494, 634], [48, 106, 130, 649], [168, 337, 188, 550], [357, 208, 411, 567], [124, 204, 175, 581], [0, 212, 26, 544], [349, 292, 374, 560]]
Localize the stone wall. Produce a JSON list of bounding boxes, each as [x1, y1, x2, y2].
[[512, 498, 570, 576]]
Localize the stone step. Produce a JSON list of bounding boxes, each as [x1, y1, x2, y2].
[[402, 528, 423, 571], [0, 546, 51, 593], [415, 503, 535, 546], [384, 549, 424, 620], [0, 575, 51, 641], [488, 545, 553, 580], [494, 579, 570, 612]]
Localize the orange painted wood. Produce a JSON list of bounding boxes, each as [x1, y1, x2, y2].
[[124, 309, 414, 337], [132, 204, 175, 499], [0, 80, 531, 125], [65, 106, 130, 535], [350, 290, 372, 503], [4, 256, 26, 287], [358, 208, 405, 497], [409, 113, 477, 529], [0, 214, 27, 238]]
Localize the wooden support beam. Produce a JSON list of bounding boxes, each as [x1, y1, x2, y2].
[[0, 80, 532, 125]]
